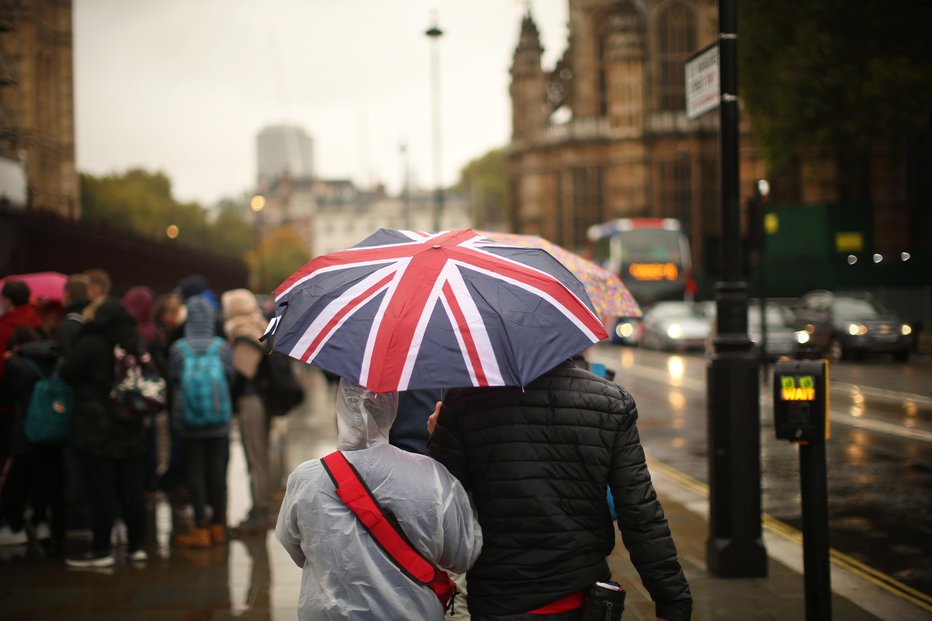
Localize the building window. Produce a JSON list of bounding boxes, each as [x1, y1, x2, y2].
[[570, 167, 604, 251], [658, 158, 692, 232], [656, 3, 696, 112]]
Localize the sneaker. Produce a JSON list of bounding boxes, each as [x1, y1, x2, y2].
[[174, 527, 211, 549], [209, 524, 226, 545], [32, 522, 52, 542], [128, 548, 148, 562], [0, 525, 28, 546], [111, 520, 128, 546], [65, 551, 115, 568]]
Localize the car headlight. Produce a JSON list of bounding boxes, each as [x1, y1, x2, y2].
[[847, 323, 868, 336], [901, 324, 912, 336], [795, 330, 810, 344], [666, 324, 683, 339], [616, 322, 634, 339]]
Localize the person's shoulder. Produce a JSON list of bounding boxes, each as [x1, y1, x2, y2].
[[286, 458, 326, 487]]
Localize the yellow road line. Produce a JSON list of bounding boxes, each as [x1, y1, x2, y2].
[[646, 458, 932, 612]]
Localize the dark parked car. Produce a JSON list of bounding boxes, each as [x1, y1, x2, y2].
[[704, 301, 809, 359], [793, 291, 913, 362]]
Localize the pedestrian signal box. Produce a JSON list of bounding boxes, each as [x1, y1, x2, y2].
[[773, 359, 828, 442]]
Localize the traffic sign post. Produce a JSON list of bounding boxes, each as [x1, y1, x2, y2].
[[773, 358, 832, 621], [685, 42, 720, 120]]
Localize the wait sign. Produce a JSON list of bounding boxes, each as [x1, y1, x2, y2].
[[685, 43, 719, 120]]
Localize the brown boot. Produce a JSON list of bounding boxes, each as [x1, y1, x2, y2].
[[209, 524, 226, 545], [175, 527, 210, 549]]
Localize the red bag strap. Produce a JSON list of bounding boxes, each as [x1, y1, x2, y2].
[[321, 450, 441, 586]]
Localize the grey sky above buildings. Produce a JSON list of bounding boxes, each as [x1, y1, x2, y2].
[[74, 0, 567, 207]]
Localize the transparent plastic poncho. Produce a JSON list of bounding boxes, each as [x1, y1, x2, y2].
[[276, 379, 482, 620]]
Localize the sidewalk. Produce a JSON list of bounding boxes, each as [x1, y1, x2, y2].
[[0, 366, 925, 619], [282, 367, 930, 620]]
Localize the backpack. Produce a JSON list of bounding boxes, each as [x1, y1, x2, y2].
[[108, 344, 167, 422], [178, 337, 232, 428], [22, 359, 74, 445], [259, 351, 304, 417]]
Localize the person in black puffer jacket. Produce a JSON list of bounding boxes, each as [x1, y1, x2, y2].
[[428, 359, 692, 621], [59, 299, 148, 567]]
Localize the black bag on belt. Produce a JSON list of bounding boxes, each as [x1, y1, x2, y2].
[[580, 581, 626, 621]]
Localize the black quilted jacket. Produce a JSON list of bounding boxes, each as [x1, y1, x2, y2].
[[428, 360, 692, 620]]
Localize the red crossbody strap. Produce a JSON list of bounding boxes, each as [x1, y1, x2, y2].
[[321, 450, 440, 585]]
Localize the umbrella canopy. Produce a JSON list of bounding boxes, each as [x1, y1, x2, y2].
[[0, 271, 67, 302], [265, 229, 608, 392], [476, 231, 641, 318]]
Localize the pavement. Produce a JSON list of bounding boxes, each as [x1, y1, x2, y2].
[[0, 366, 929, 620]]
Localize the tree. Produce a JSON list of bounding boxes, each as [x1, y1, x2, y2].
[[739, 1, 932, 200], [248, 226, 310, 294], [79, 168, 252, 257], [455, 148, 509, 229]]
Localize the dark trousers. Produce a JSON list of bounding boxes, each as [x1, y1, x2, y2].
[[183, 436, 228, 527], [80, 451, 146, 554], [0, 447, 65, 538]]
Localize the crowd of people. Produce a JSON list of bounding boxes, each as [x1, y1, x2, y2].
[[0, 270, 296, 569], [2, 267, 693, 620]]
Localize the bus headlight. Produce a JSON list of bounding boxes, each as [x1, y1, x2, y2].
[[848, 323, 868, 336], [901, 324, 912, 336], [795, 330, 810, 344], [666, 324, 684, 339], [616, 322, 635, 339]]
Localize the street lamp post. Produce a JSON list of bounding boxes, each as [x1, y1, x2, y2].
[[706, 0, 768, 578], [425, 11, 444, 232], [251, 194, 266, 292]]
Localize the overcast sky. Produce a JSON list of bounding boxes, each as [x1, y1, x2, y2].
[[74, 0, 568, 206]]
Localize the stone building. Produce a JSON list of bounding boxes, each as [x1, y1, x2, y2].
[[509, 0, 731, 275], [0, 0, 78, 218], [508, 0, 922, 280]]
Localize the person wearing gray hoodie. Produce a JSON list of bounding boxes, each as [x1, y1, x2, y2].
[[169, 296, 234, 548]]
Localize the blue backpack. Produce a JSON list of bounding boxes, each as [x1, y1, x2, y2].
[[177, 337, 232, 428], [22, 359, 74, 445]]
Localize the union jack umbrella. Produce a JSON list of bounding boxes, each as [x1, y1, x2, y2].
[[263, 229, 609, 393]]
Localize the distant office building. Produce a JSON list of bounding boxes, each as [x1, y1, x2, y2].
[[256, 124, 314, 183], [0, 0, 79, 218]]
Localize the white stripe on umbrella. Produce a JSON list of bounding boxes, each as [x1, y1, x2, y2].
[[450, 257, 602, 342], [359, 262, 409, 388], [289, 263, 399, 362], [275, 258, 400, 301], [439, 263, 504, 386]]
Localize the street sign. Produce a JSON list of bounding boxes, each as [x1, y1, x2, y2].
[[685, 43, 719, 119]]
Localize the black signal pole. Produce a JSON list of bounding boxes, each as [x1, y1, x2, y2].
[[706, 0, 768, 577]]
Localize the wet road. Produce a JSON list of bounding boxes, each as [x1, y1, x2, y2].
[[587, 343, 932, 598]]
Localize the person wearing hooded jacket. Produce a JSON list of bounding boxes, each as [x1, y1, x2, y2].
[[276, 378, 483, 620], [428, 359, 692, 621], [221, 288, 274, 533], [59, 299, 149, 567], [169, 296, 234, 548], [0, 326, 65, 547]]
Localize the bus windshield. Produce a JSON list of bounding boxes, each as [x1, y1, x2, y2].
[[618, 229, 684, 266]]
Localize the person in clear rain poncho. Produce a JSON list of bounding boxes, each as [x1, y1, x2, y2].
[[275, 378, 482, 620]]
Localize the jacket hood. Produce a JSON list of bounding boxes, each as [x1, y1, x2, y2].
[[178, 274, 209, 299], [122, 286, 154, 322], [335, 378, 398, 450], [184, 296, 215, 340], [91, 299, 138, 346], [222, 289, 266, 342]]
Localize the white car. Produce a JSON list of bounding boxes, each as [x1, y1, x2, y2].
[[640, 301, 711, 351]]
